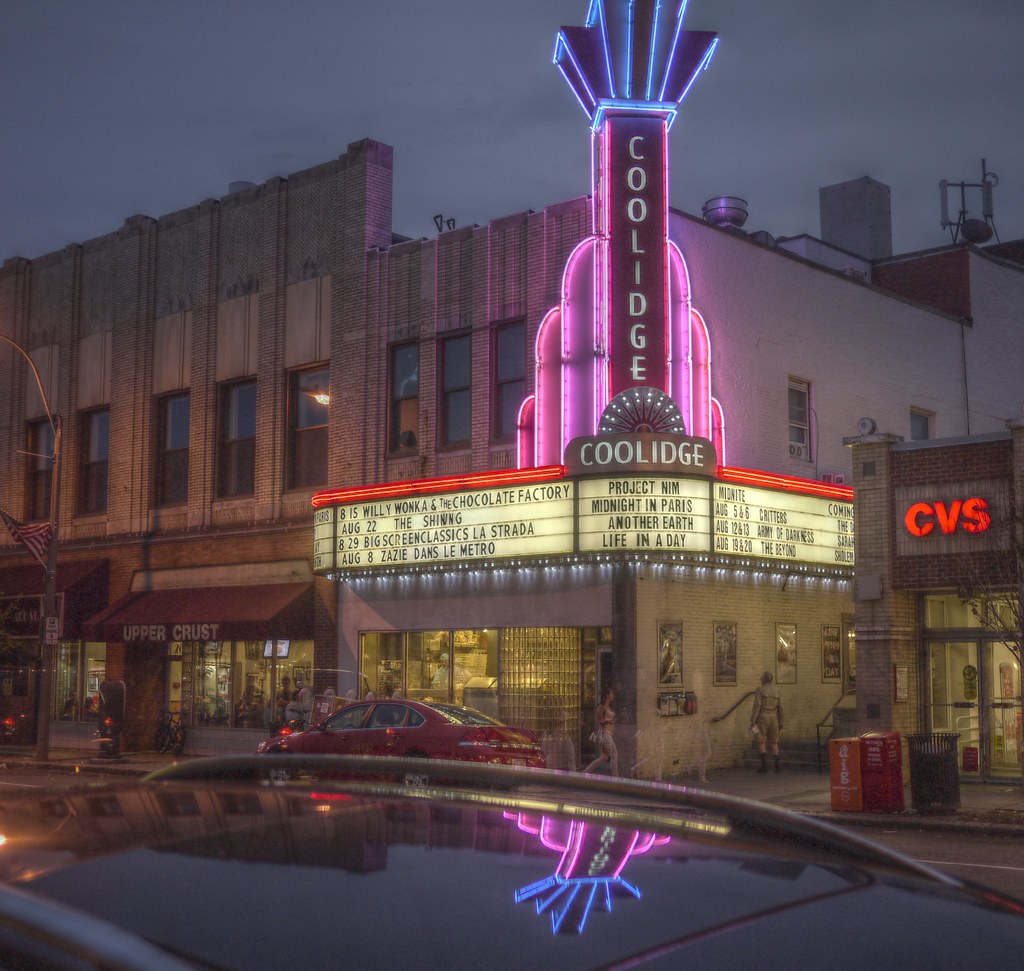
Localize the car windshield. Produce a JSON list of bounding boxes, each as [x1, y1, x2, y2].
[[426, 703, 503, 726]]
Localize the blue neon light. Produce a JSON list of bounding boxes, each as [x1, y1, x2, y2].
[[644, 0, 662, 102], [591, 99, 677, 132], [624, 0, 635, 99], [556, 1, 717, 122], [675, 35, 717, 105], [595, 0, 615, 98], [516, 874, 642, 936], [657, 0, 689, 101]]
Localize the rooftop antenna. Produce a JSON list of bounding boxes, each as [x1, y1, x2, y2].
[[939, 159, 1000, 245]]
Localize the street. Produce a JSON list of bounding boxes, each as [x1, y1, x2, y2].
[[847, 823, 1024, 901]]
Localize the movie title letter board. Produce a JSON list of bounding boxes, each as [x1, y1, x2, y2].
[[577, 477, 711, 553], [712, 483, 854, 566], [314, 481, 574, 571]]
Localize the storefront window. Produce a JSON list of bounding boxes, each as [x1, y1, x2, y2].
[[55, 642, 80, 720], [361, 630, 500, 708], [53, 641, 106, 721], [409, 631, 451, 702], [179, 638, 314, 730], [924, 593, 1017, 631], [362, 632, 404, 700]]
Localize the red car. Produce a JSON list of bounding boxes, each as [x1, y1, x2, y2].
[[256, 699, 546, 769]]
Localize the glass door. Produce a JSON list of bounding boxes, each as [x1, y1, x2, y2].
[[929, 640, 1023, 780], [985, 642, 1022, 780], [927, 642, 980, 779]]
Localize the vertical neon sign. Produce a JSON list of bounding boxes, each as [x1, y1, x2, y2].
[[526, 1, 720, 467]]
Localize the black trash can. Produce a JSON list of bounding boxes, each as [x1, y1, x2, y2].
[[906, 733, 960, 813]]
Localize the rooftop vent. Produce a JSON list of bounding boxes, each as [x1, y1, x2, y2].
[[702, 196, 748, 230]]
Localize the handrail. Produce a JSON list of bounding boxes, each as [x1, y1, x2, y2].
[[816, 689, 849, 729], [815, 689, 851, 774], [709, 690, 755, 724]]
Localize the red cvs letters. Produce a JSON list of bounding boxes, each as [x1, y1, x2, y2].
[[903, 497, 991, 537]]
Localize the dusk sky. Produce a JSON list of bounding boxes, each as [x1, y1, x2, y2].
[[2, 0, 1022, 261]]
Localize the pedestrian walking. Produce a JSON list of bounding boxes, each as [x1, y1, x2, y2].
[[584, 687, 619, 775]]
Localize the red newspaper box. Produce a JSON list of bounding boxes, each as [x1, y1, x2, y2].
[[829, 738, 862, 812], [859, 730, 905, 813]]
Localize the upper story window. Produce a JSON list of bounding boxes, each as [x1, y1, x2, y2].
[[217, 380, 256, 498], [156, 393, 190, 506], [289, 367, 329, 489], [441, 334, 471, 447], [493, 321, 525, 440], [910, 409, 933, 441], [26, 419, 54, 521], [788, 379, 812, 462], [389, 343, 419, 451], [80, 409, 110, 514]]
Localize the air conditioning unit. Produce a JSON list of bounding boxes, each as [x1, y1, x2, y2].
[[788, 443, 807, 460], [820, 473, 846, 485]]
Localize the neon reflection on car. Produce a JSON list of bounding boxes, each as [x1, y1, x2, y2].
[[508, 812, 670, 935]]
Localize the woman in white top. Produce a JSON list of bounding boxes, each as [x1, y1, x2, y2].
[[584, 687, 619, 775]]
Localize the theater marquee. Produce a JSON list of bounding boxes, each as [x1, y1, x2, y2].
[[312, 453, 854, 575]]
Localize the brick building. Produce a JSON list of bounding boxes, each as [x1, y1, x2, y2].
[[847, 422, 1023, 781]]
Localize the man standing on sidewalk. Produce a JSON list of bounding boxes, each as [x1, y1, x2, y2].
[[750, 671, 783, 773]]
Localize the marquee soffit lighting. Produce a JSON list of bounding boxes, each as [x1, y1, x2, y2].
[[312, 463, 853, 510]]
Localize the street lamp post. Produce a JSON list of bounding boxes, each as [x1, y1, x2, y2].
[[0, 335, 61, 760]]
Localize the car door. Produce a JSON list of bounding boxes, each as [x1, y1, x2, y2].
[[364, 703, 409, 755], [301, 703, 371, 754]]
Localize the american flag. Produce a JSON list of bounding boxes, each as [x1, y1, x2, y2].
[[0, 508, 52, 570]]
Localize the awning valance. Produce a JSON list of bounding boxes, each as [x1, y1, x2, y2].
[[83, 582, 314, 643]]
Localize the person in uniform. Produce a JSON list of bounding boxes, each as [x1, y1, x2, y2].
[[750, 670, 784, 773]]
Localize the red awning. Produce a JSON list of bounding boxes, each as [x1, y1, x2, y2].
[[83, 582, 314, 643]]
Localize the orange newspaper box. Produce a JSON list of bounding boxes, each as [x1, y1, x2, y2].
[[829, 738, 862, 812]]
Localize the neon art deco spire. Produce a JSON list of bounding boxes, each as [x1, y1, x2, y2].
[[518, 1, 726, 469]]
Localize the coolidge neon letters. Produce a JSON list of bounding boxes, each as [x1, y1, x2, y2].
[[903, 497, 991, 536]]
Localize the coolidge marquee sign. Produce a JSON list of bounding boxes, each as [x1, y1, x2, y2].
[[312, 435, 854, 574]]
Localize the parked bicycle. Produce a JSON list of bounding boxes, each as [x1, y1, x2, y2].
[[154, 708, 186, 756]]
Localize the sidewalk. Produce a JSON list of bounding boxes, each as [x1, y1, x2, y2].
[[3, 746, 1023, 834], [668, 764, 1024, 835]]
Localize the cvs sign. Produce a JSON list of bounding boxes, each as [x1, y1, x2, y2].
[[904, 497, 991, 537]]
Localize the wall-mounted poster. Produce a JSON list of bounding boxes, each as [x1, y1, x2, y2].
[[776, 623, 797, 684], [894, 664, 910, 702], [821, 625, 841, 682], [657, 621, 683, 687], [713, 622, 737, 685]]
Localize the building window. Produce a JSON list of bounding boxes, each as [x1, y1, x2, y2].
[[493, 321, 525, 440], [389, 343, 419, 450], [26, 419, 54, 520], [156, 393, 190, 506], [910, 409, 932, 441], [441, 334, 471, 446], [289, 367, 329, 489], [788, 379, 812, 462], [80, 409, 110, 514], [217, 380, 256, 498]]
